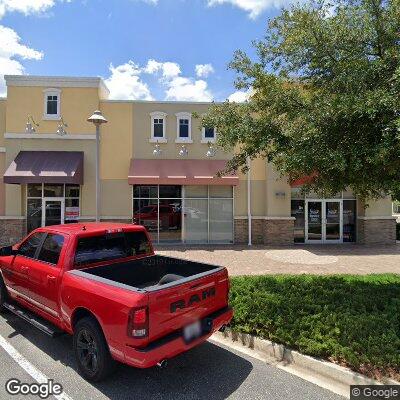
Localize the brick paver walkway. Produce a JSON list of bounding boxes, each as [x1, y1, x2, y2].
[[155, 244, 400, 276]]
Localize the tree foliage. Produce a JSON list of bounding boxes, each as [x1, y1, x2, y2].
[[203, 0, 400, 200]]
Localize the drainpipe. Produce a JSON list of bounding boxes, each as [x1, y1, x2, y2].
[[247, 157, 252, 246]]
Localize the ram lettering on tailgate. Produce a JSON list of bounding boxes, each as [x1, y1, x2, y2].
[[170, 287, 216, 313]]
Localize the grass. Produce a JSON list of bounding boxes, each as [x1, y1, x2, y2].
[[229, 274, 400, 381]]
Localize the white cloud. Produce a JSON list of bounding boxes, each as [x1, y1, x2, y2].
[[207, 0, 289, 18], [0, 0, 62, 19], [165, 77, 213, 102], [0, 0, 71, 96], [228, 89, 251, 102], [0, 25, 43, 95], [144, 59, 181, 79], [109, 58, 214, 101], [195, 63, 214, 78], [105, 61, 154, 100]]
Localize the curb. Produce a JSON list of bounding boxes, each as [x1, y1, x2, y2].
[[211, 328, 399, 399]]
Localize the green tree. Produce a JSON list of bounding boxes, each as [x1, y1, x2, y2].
[[203, 0, 400, 200]]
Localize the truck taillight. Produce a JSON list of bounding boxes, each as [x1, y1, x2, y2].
[[128, 307, 149, 338]]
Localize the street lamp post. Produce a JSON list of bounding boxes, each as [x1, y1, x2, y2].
[[87, 110, 108, 222]]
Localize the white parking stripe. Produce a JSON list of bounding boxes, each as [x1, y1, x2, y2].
[[0, 334, 73, 400]]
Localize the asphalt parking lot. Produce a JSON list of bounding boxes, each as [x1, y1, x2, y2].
[[0, 311, 345, 400]]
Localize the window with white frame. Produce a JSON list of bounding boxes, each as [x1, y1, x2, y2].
[[202, 126, 216, 143], [43, 88, 61, 120], [150, 111, 167, 142], [175, 112, 192, 142]]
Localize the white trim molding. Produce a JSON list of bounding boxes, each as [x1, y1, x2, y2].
[[0, 216, 26, 220], [43, 88, 61, 120], [201, 126, 217, 143], [175, 112, 192, 143], [150, 111, 167, 142], [0, 147, 6, 153], [5, 132, 96, 140]]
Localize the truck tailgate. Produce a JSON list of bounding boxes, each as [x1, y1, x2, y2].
[[147, 268, 229, 342]]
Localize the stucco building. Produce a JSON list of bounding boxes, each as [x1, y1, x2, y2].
[[0, 75, 396, 246]]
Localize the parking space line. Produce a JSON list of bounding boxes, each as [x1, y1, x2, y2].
[[0, 333, 73, 400]]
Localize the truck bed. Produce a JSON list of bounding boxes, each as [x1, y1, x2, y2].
[[74, 255, 223, 291]]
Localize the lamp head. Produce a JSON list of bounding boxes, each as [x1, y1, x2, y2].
[[87, 110, 108, 125]]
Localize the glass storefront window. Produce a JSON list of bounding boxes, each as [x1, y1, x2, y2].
[[27, 199, 42, 232], [27, 184, 80, 231], [291, 200, 305, 243], [159, 199, 182, 243], [132, 184, 234, 244], [343, 200, 356, 242], [184, 199, 208, 243], [133, 185, 158, 198], [209, 199, 233, 243], [133, 199, 158, 242], [185, 186, 208, 198], [159, 185, 181, 198], [27, 184, 42, 198], [44, 184, 64, 197], [209, 186, 233, 198], [65, 184, 80, 198]]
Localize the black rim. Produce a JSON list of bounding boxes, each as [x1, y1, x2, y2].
[[77, 329, 99, 374]]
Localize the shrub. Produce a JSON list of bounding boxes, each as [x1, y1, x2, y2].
[[229, 274, 400, 380]]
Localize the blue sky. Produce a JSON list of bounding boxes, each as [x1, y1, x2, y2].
[[0, 0, 288, 100]]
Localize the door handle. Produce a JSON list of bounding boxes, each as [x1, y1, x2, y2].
[[47, 275, 56, 283]]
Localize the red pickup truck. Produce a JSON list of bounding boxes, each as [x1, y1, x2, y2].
[[0, 223, 232, 381]]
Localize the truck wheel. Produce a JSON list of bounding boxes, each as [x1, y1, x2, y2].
[[73, 317, 116, 382], [0, 277, 9, 313]]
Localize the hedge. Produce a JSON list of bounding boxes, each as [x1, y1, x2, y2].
[[229, 274, 400, 380]]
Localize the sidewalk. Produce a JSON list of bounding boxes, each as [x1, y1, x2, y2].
[[155, 244, 400, 276]]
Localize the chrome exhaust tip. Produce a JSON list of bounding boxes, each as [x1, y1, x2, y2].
[[157, 359, 168, 369]]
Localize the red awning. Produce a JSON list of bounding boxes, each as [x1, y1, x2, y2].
[[128, 159, 238, 186], [290, 172, 318, 187], [4, 151, 84, 184]]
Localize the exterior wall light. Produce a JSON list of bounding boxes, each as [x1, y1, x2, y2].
[[153, 143, 162, 157], [178, 145, 188, 157], [25, 115, 39, 134], [87, 110, 108, 222], [206, 142, 216, 158], [56, 117, 68, 136]]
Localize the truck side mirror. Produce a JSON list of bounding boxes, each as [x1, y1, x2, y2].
[[0, 246, 18, 257]]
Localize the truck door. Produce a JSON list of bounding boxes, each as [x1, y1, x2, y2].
[[28, 233, 65, 317], [6, 232, 46, 300]]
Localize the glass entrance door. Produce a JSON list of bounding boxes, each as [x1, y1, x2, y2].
[[42, 199, 64, 227], [305, 200, 343, 243], [325, 201, 341, 242]]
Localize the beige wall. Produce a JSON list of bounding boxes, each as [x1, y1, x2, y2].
[[0, 84, 394, 223], [6, 86, 99, 134], [0, 100, 6, 214], [131, 101, 231, 160]]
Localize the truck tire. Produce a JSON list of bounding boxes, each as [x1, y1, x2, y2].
[[73, 316, 116, 382], [0, 276, 9, 313]]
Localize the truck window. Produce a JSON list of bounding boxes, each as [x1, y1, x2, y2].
[[125, 231, 152, 256], [37, 234, 65, 265], [74, 231, 151, 266], [18, 232, 46, 259]]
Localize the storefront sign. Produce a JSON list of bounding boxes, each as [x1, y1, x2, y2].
[[65, 207, 79, 221]]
